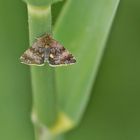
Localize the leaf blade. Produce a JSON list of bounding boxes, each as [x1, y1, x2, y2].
[[54, 0, 120, 124]]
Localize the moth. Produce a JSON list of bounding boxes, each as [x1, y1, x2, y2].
[[20, 34, 76, 66]]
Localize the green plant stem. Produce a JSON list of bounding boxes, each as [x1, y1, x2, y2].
[[26, 2, 77, 138], [27, 3, 58, 140]]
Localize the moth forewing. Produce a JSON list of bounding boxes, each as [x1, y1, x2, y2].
[[20, 46, 45, 66]]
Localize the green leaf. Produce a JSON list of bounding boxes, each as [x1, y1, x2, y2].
[[65, 0, 140, 139], [54, 0, 120, 125]]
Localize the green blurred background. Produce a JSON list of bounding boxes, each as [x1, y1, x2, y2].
[[0, 0, 140, 140]]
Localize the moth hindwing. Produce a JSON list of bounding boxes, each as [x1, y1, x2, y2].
[[20, 34, 76, 67]]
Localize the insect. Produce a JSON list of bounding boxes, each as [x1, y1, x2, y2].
[[20, 34, 76, 67]]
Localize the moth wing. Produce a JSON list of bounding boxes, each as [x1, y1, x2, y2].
[[20, 47, 45, 66], [45, 47, 76, 67]]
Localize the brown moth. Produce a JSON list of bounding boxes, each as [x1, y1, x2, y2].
[[20, 34, 76, 66]]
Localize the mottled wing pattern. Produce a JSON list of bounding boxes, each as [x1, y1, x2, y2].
[[44, 36, 76, 66], [20, 46, 45, 66], [20, 34, 76, 67]]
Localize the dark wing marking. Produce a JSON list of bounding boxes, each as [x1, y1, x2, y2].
[[20, 47, 45, 66], [45, 46, 76, 67], [42, 35, 76, 66]]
